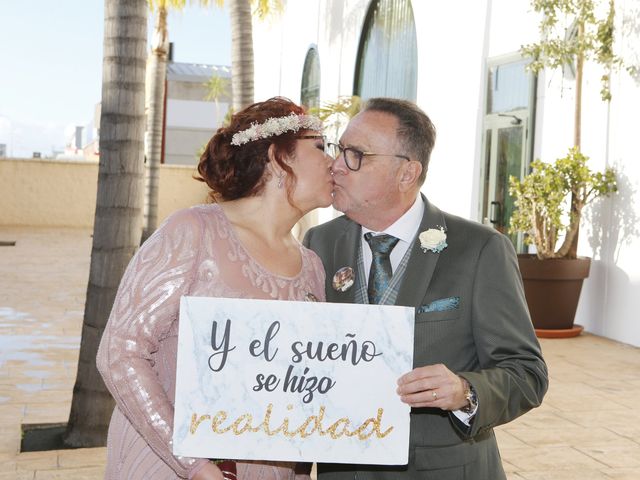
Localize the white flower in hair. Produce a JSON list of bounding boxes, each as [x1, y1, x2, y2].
[[230, 113, 323, 146]]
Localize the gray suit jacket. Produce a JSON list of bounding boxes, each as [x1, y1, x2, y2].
[[303, 196, 548, 480]]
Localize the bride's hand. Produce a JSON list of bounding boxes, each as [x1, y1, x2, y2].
[[192, 461, 225, 480]]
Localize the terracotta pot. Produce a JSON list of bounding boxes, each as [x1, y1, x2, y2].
[[517, 255, 591, 331]]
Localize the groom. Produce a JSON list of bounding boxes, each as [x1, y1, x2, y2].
[[303, 98, 548, 479]]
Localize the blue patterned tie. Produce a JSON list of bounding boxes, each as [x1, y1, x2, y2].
[[365, 233, 400, 304]]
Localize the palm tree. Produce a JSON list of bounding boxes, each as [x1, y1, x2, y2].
[[141, 1, 172, 243], [63, 0, 148, 447], [311, 95, 362, 143], [141, 0, 279, 242], [228, 0, 281, 110], [142, 0, 223, 243], [229, 0, 254, 111], [204, 73, 230, 122]]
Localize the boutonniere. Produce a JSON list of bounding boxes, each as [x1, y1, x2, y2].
[[419, 228, 447, 253]]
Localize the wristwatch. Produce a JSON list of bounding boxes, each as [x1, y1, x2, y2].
[[461, 379, 478, 415]]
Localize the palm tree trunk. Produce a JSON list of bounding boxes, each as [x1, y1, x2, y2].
[[229, 0, 254, 110], [142, 6, 169, 243], [64, 0, 147, 447]]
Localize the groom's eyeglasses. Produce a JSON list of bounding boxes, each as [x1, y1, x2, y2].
[[326, 142, 410, 172]]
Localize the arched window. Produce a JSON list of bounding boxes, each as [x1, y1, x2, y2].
[[354, 0, 417, 101], [300, 47, 321, 110]]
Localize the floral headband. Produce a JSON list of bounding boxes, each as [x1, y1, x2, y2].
[[230, 113, 323, 146]]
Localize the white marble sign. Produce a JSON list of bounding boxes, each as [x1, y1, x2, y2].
[[173, 296, 414, 465]]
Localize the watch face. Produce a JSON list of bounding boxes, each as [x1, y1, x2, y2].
[[464, 385, 478, 413]]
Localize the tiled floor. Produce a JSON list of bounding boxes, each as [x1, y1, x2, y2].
[[498, 333, 640, 479], [1, 226, 639, 479]]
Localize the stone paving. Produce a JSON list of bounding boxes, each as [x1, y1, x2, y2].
[[1, 226, 640, 479]]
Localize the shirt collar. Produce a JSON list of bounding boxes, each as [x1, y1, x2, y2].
[[362, 195, 424, 244]]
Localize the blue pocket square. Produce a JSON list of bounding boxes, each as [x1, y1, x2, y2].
[[417, 296, 460, 313]]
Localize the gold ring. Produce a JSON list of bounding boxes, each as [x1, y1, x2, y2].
[[432, 391, 437, 400]]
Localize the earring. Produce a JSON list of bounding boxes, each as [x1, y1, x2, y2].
[[277, 172, 285, 189]]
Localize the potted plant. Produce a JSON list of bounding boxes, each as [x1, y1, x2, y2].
[[509, 148, 617, 337], [511, 0, 632, 337]]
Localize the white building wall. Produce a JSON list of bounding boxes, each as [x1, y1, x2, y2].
[[254, 0, 371, 104], [410, 1, 488, 219], [577, 0, 640, 346], [166, 99, 228, 129], [253, 0, 640, 346]]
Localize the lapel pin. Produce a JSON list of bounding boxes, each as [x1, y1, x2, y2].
[[332, 266, 355, 292]]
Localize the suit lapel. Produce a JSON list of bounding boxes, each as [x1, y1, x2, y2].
[[395, 195, 446, 307], [327, 219, 361, 304]]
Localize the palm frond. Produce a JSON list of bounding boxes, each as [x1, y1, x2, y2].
[[204, 75, 229, 101], [251, 0, 283, 20]]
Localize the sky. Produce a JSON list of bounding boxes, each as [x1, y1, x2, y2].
[[0, 0, 231, 158]]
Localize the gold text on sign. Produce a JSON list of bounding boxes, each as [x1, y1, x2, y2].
[[189, 404, 393, 440]]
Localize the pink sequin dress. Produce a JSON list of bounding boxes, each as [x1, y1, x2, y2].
[[97, 204, 326, 480]]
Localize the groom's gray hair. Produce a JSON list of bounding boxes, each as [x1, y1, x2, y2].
[[362, 97, 436, 185]]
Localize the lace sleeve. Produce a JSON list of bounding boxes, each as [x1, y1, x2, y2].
[[305, 248, 327, 302], [96, 208, 208, 478]]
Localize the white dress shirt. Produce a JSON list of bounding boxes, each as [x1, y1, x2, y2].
[[361, 195, 424, 280]]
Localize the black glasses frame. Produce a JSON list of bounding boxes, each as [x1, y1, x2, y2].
[[327, 142, 410, 171]]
